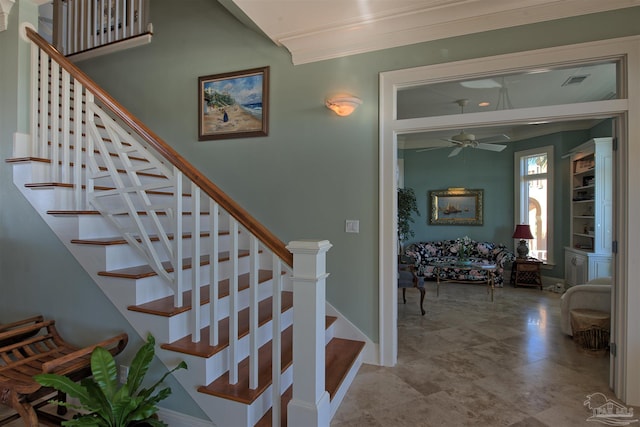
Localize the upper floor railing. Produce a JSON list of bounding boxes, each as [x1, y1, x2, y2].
[[53, 0, 152, 57]]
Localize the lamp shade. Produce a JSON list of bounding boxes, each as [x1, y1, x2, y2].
[[512, 224, 534, 239]]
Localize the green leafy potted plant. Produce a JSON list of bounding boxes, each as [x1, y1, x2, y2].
[[398, 187, 420, 256], [35, 334, 187, 427]]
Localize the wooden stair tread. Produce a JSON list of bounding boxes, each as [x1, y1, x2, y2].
[[97, 251, 250, 279], [254, 337, 365, 426], [198, 326, 294, 404], [127, 270, 275, 317], [25, 182, 187, 197], [198, 331, 364, 409], [5, 157, 51, 164], [324, 338, 366, 399], [71, 231, 225, 246], [47, 210, 209, 216], [7, 152, 164, 178], [160, 292, 294, 358], [25, 182, 112, 191]]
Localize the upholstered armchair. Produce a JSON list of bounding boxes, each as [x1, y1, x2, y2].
[[560, 277, 612, 336]]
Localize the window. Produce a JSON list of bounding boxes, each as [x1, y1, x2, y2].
[[515, 146, 554, 264]]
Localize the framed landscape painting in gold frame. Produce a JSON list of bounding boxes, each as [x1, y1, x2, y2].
[[429, 188, 483, 225]]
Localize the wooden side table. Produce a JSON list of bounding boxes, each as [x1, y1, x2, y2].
[[510, 257, 543, 289]]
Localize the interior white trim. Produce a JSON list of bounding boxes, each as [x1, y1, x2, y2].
[[68, 33, 153, 63], [228, 0, 639, 65], [379, 36, 640, 406], [157, 407, 215, 427], [513, 145, 555, 265]]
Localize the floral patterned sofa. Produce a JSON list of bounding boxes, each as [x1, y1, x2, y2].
[[404, 238, 515, 286]]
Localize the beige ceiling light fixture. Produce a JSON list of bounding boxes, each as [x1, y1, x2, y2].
[[325, 95, 362, 116]]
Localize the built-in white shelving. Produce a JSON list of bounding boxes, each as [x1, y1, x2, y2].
[[565, 137, 612, 286]]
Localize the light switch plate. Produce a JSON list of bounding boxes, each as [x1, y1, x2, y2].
[[345, 220, 359, 233]]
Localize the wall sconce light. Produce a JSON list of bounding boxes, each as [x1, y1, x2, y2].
[[325, 95, 362, 117]]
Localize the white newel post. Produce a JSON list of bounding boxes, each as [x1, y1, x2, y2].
[[286, 240, 332, 427]]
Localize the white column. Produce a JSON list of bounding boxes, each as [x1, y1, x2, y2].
[[286, 240, 332, 427]]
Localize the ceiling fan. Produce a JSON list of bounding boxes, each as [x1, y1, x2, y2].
[[416, 99, 510, 157]]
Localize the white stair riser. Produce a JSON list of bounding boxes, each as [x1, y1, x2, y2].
[[100, 274, 175, 306], [102, 254, 253, 305], [86, 233, 231, 271], [201, 309, 294, 385], [37, 150, 169, 187], [15, 161, 52, 183], [91, 192, 199, 213], [73, 210, 227, 240], [158, 278, 279, 342], [188, 387, 251, 427], [77, 214, 122, 238], [154, 309, 295, 388]]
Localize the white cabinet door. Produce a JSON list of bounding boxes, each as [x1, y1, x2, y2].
[[565, 248, 587, 287], [588, 254, 612, 280]]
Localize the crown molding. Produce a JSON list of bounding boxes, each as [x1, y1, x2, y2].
[[227, 0, 640, 65]]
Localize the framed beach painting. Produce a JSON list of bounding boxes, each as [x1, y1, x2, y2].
[[198, 66, 269, 140], [429, 188, 483, 225]]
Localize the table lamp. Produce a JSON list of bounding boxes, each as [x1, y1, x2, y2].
[[512, 224, 534, 259]]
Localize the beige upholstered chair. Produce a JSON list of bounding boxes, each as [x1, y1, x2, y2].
[[560, 277, 612, 336]]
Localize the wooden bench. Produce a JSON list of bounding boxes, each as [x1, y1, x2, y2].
[[0, 315, 128, 426]]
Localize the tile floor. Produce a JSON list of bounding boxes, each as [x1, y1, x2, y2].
[[1, 282, 632, 426], [332, 281, 634, 427]]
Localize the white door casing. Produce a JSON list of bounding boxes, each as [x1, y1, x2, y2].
[[379, 35, 640, 404]]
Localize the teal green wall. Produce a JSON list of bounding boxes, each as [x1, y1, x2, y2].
[[1, 0, 637, 420]]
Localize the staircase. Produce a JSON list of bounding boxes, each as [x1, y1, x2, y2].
[[6, 26, 366, 427]]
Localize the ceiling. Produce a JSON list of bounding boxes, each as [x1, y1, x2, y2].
[[219, 0, 638, 66], [219, 0, 631, 151], [397, 61, 617, 150]]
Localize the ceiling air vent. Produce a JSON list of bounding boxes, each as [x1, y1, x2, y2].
[[562, 75, 589, 86]]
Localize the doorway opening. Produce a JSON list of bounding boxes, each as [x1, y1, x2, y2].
[[379, 36, 640, 404]]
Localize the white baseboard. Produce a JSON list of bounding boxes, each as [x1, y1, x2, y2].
[[325, 301, 377, 365], [157, 407, 215, 427]]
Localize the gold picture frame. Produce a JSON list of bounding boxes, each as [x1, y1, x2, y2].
[[429, 188, 483, 225]]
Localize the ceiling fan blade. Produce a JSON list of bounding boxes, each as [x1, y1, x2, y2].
[[475, 143, 507, 152], [477, 134, 510, 144], [448, 147, 463, 157], [443, 138, 464, 145], [415, 147, 445, 153]]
